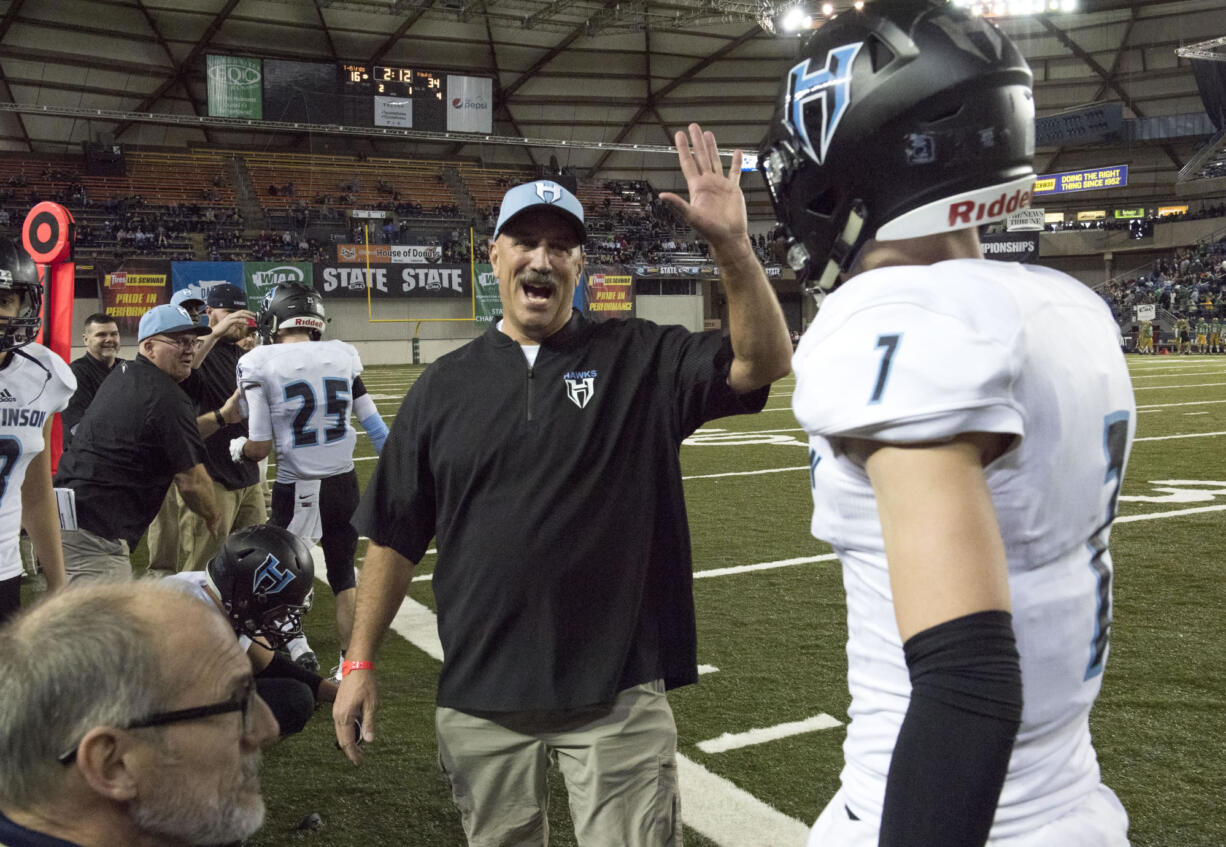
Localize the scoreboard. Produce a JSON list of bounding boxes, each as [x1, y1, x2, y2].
[[207, 55, 492, 134]]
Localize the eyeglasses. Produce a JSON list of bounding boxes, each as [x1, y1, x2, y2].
[[149, 335, 198, 350], [57, 684, 259, 765]]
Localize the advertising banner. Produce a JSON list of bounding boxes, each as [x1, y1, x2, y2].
[[1033, 165, 1127, 196], [100, 261, 171, 337], [1136, 304, 1156, 321], [585, 269, 634, 321], [316, 263, 470, 298], [172, 262, 244, 297], [980, 232, 1039, 264], [244, 263, 314, 312], [390, 244, 443, 264], [374, 96, 412, 129], [446, 75, 493, 133], [1114, 208, 1146, 219], [338, 243, 392, 263], [335, 244, 445, 264], [206, 55, 262, 119], [474, 262, 500, 324], [634, 264, 782, 278], [1006, 208, 1045, 232]]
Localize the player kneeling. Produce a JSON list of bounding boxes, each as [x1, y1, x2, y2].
[[165, 523, 337, 737]]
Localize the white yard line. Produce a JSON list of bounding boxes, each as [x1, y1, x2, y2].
[[1134, 430, 1226, 442], [1132, 382, 1226, 390], [676, 757, 811, 846], [324, 546, 810, 847], [1115, 504, 1226, 523], [1131, 370, 1226, 379], [695, 554, 840, 579], [1184, 412, 1210, 416], [697, 714, 843, 755], [684, 466, 808, 481], [1136, 399, 1226, 408]]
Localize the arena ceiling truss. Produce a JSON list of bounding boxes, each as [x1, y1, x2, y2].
[[0, 0, 1222, 217]]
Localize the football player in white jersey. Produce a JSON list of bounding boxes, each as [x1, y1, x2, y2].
[[232, 283, 388, 677], [0, 239, 76, 623], [759, 2, 1135, 845]]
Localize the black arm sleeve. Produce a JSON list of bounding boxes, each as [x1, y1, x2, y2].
[[352, 375, 367, 399], [879, 609, 1023, 847], [258, 651, 325, 700]]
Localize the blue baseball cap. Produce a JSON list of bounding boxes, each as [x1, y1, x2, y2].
[[204, 283, 248, 310], [170, 285, 205, 308], [494, 180, 585, 242], [138, 304, 212, 343]]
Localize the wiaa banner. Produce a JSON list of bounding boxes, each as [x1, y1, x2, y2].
[[980, 232, 1040, 264], [317, 263, 471, 298], [244, 262, 314, 311]]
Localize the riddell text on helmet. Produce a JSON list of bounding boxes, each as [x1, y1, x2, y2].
[[947, 188, 1031, 227]]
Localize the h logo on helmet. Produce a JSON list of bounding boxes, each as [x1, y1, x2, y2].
[[535, 182, 562, 204], [252, 554, 294, 597], [786, 42, 863, 166]]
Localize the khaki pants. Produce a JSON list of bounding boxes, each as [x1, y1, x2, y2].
[[178, 481, 267, 571], [145, 488, 182, 573], [436, 681, 681, 847], [61, 527, 130, 583]]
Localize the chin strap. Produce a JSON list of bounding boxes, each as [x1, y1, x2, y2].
[[795, 201, 868, 308]]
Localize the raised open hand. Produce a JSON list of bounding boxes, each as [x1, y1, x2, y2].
[[659, 122, 750, 254]]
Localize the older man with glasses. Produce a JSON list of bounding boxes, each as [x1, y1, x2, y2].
[[0, 579, 279, 847], [55, 304, 242, 582]]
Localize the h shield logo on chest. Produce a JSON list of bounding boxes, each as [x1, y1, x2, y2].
[[563, 370, 597, 409]]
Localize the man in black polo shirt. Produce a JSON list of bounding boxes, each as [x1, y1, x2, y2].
[[335, 128, 793, 846], [177, 283, 264, 571], [61, 313, 123, 449], [55, 304, 238, 582]]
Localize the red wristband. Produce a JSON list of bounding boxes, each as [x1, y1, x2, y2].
[[340, 660, 374, 679]]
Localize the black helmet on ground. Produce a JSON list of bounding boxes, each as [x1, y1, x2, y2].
[[758, 0, 1036, 301]]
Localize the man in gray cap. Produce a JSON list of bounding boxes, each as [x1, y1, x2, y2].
[[55, 304, 241, 582], [336, 124, 792, 846], [173, 283, 263, 572]]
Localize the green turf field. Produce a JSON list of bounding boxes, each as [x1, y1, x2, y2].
[[33, 353, 1226, 846]]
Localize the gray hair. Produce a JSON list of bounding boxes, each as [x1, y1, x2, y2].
[[0, 581, 175, 806]]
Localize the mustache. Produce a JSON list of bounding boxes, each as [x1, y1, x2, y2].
[[518, 271, 556, 288]]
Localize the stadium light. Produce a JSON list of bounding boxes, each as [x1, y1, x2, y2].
[[759, 0, 1077, 34], [949, 0, 1075, 15], [781, 6, 811, 31]]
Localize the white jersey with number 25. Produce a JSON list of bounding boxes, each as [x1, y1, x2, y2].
[[238, 339, 363, 483], [792, 258, 1135, 840]]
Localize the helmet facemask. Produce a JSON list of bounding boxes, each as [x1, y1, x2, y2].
[[759, 1, 1035, 306], [0, 259, 44, 354]]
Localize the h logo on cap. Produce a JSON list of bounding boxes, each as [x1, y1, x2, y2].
[[535, 182, 562, 204]]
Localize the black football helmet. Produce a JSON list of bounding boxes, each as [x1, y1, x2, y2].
[[257, 282, 327, 344], [206, 524, 315, 649], [0, 239, 44, 353], [759, 0, 1035, 300]]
